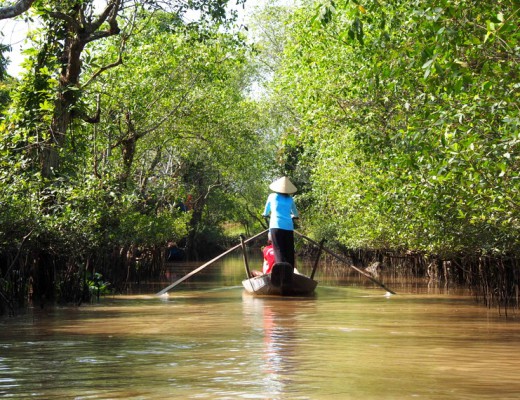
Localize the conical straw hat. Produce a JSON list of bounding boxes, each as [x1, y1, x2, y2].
[[269, 177, 297, 194]]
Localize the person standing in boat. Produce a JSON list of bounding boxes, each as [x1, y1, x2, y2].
[[262, 176, 299, 268]]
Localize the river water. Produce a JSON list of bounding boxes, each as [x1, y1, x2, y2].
[[1, 252, 520, 399]]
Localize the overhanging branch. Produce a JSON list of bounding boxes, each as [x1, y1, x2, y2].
[[0, 0, 35, 20]]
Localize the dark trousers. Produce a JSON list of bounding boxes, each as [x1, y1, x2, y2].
[[270, 228, 295, 267]]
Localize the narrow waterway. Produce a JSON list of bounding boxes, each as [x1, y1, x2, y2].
[[1, 252, 520, 399]]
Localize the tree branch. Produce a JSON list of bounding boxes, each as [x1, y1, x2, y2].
[[79, 94, 101, 123], [48, 11, 82, 32], [140, 87, 193, 136], [0, 0, 35, 20], [90, 0, 120, 33], [81, 53, 123, 88], [82, 4, 138, 88]]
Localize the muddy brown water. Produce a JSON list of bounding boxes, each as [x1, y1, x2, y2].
[[1, 252, 520, 399]]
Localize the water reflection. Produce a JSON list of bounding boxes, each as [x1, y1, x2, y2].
[[242, 295, 310, 397]]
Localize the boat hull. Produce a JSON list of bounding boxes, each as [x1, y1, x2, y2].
[[242, 263, 317, 296]]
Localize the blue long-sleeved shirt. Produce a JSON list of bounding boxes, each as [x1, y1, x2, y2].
[[262, 193, 298, 231]]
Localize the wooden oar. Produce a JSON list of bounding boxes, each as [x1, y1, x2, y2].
[[310, 239, 325, 280], [239, 235, 252, 279], [155, 229, 268, 296], [240, 235, 256, 294], [294, 230, 396, 295]]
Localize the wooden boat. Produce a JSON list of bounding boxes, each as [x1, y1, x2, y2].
[[241, 262, 318, 296], [155, 230, 395, 297]]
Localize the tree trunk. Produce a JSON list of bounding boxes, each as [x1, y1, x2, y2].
[[39, 2, 121, 177]]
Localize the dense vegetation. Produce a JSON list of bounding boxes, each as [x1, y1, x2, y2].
[[268, 0, 519, 253], [0, 0, 273, 312], [258, 0, 519, 307], [0, 0, 518, 312]]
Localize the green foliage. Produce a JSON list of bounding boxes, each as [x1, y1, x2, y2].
[[0, 3, 276, 307], [87, 272, 111, 298], [116, 204, 191, 246], [87, 12, 271, 240], [267, 0, 520, 257]]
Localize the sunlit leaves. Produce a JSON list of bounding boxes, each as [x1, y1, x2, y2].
[[85, 12, 268, 240], [267, 0, 520, 256]]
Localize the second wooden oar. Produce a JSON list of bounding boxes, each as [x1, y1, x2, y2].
[[294, 230, 396, 295], [156, 229, 268, 296]]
